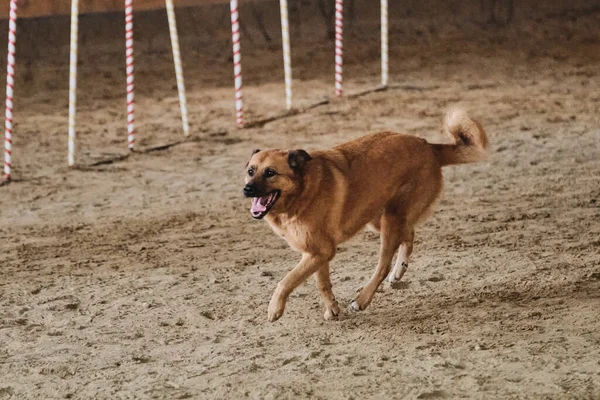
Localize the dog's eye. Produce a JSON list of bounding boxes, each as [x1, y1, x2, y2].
[[264, 169, 277, 178], [247, 169, 254, 177]]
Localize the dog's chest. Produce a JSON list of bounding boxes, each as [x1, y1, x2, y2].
[[266, 216, 307, 252]]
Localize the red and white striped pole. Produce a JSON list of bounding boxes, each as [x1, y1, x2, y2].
[[334, 0, 343, 96], [125, 0, 135, 150], [3, 0, 18, 181], [230, 0, 243, 127]]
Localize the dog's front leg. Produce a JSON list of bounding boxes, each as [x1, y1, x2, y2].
[[268, 252, 333, 322]]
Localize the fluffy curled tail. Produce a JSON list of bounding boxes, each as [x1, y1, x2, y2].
[[432, 108, 489, 166]]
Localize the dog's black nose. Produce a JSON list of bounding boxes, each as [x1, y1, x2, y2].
[[243, 184, 256, 197]]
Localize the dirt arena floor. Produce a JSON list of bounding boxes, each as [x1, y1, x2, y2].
[[1, 1, 599, 398]]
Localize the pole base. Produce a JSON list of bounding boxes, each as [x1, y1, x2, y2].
[[0, 175, 11, 187]]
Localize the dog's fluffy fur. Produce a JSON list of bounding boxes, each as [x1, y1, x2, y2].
[[243, 109, 489, 321]]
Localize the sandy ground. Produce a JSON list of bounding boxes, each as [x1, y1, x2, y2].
[[1, 1, 599, 399]]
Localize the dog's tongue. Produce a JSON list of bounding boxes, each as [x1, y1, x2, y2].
[[251, 196, 269, 213]]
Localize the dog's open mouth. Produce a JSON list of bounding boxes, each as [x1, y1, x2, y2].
[[250, 191, 280, 219]]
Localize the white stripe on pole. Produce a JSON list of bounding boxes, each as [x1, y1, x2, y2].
[[334, 0, 343, 96], [280, 0, 292, 110], [68, 0, 79, 167], [381, 0, 388, 87], [165, 0, 190, 136]]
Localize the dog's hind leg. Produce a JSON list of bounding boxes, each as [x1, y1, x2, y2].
[[388, 229, 414, 285], [314, 263, 340, 320], [350, 213, 405, 312]]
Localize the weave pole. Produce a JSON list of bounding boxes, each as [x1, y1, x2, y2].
[[279, 0, 292, 110], [125, 0, 135, 149], [165, 0, 190, 136], [334, 0, 343, 96], [381, 0, 388, 87], [67, 0, 79, 167], [230, 0, 243, 127], [3, 0, 18, 181]]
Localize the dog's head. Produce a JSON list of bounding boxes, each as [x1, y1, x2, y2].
[[243, 148, 312, 219]]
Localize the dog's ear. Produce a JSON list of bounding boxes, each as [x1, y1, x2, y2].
[[245, 149, 260, 167], [288, 149, 312, 171]]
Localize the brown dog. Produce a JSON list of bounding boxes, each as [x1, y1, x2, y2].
[[243, 109, 489, 321]]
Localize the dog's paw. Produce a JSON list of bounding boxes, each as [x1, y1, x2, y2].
[[324, 301, 340, 321], [349, 300, 363, 312], [267, 298, 285, 322], [386, 273, 402, 287], [268, 308, 284, 322]]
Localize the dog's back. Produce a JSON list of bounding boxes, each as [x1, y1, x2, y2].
[[320, 108, 488, 229]]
